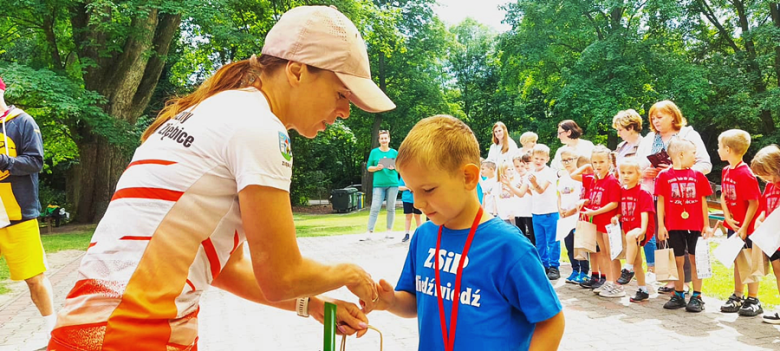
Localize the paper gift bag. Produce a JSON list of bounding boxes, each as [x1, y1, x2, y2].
[[694, 237, 713, 279], [750, 245, 770, 278], [326, 302, 384, 351], [573, 248, 590, 261], [606, 223, 623, 261], [736, 249, 755, 284], [655, 241, 679, 281], [574, 219, 597, 253]]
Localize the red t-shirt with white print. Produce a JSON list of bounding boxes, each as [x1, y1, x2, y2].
[[722, 162, 761, 235], [620, 185, 655, 245], [655, 168, 713, 232], [760, 182, 780, 253], [587, 174, 621, 233]]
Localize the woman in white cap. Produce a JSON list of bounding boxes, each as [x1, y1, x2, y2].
[[49, 6, 393, 350]]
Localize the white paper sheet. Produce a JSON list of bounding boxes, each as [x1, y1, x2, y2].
[[556, 214, 578, 242], [607, 223, 623, 261], [0, 197, 9, 228], [695, 237, 713, 279], [714, 234, 745, 269], [749, 209, 780, 257]]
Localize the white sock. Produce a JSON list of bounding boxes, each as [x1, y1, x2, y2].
[[639, 286, 648, 293], [44, 313, 57, 334], [624, 264, 634, 272]]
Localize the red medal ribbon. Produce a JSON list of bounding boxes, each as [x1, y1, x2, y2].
[[435, 207, 483, 351]]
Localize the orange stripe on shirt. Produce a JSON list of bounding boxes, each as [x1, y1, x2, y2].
[[112, 187, 184, 202], [126, 159, 177, 169], [201, 238, 221, 280], [120, 236, 153, 240]]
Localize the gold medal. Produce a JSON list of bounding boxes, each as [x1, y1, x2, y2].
[[681, 211, 689, 219]]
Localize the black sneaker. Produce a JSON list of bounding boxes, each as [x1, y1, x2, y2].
[[664, 295, 687, 309], [738, 297, 763, 317], [547, 267, 560, 280], [401, 233, 410, 242], [590, 277, 606, 290], [580, 276, 598, 289], [720, 294, 743, 313], [657, 286, 675, 294], [617, 269, 635, 285], [686, 295, 705, 313], [630, 289, 649, 302]]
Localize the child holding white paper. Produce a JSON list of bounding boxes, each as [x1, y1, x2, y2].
[[613, 158, 655, 302], [581, 146, 622, 297], [717, 130, 763, 316], [749, 145, 780, 324]]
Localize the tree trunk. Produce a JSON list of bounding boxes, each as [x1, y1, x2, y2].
[[734, 0, 776, 133], [68, 5, 181, 222], [771, 3, 780, 89]]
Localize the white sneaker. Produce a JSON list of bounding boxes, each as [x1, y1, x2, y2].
[[593, 282, 611, 294], [359, 233, 373, 241], [600, 283, 626, 298], [645, 272, 656, 284], [385, 233, 394, 239]]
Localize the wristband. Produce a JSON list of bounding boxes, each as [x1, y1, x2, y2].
[[296, 297, 310, 318]]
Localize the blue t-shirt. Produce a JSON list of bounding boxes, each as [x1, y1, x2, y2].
[[399, 177, 414, 203], [396, 218, 562, 350]]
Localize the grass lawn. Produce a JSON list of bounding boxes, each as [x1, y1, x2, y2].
[[0, 230, 94, 295], [294, 208, 413, 237]]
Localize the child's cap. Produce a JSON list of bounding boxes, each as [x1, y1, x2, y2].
[[261, 6, 395, 113]]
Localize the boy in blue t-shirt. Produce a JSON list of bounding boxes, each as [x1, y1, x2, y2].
[[374, 115, 564, 350], [398, 176, 422, 243]]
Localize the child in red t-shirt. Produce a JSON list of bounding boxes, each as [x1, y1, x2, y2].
[[655, 139, 713, 313], [581, 146, 622, 297], [613, 157, 655, 302], [716, 130, 763, 316], [750, 145, 780, 324], [572, 157, 607, 290]]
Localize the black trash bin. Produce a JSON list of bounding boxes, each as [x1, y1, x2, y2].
[[331, 187, 358, 213]]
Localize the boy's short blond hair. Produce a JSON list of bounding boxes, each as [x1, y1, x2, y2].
[[667, 138, 695, 156], [397, 115, 480, 174], [576, 155, 590, 168], [618, 157, 641, 171], [482, 160, 497, 170], [718, 129, 751, 156], [751, 144, 780, 179], [519, 132, 538, 145], [532, 144, 550, 157]]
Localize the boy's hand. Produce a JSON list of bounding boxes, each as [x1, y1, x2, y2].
[[725, 217, 740, 232], [702, 226, 714, 239], [736, 227, 747, 240], [611, 216, 619, 226], [657, 226, 668, 241], [582, 208, 596, 219], [374, 279, 396, 312], [529, 174, 538, 185]]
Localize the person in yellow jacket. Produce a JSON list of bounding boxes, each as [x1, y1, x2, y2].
[[0, 77, 54, 335]]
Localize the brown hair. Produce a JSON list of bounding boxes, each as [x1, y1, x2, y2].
[[558, 120, 583, 139], [141, 55, 291, 142], [491, 122, 510, 154], [751, 144, 780, 180], [397, 115, 481, 174], [612, 109, 643, 132], [648, 100, 687, 133]]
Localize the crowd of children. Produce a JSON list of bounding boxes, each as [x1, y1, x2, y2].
[[472, 124, 780, 319]]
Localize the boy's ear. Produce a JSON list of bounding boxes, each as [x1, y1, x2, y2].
[[463, 163, 480, 190]]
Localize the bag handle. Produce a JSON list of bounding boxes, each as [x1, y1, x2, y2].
[[340, 326, 383, 351], [657, 240, 669, 250]]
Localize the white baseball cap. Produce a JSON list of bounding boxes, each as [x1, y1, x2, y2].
[[261, 6, 396, 113]]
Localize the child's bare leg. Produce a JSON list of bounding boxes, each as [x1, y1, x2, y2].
[[404, 213, 412, 233], [599, 232, 614, 282], [413, 214, 422, 228], [634, 251, 646, 287], [674, 256, 686, 291], [625, 233, 638, 266], [591, 251, 601, 277], [733, 264, 744, 297], [690, 254, 702, 292]]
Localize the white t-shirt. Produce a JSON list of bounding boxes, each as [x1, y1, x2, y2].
[[551, 139, 595, 171], [53, 88, 291, 348], [486, 139, 519, 166], [557, 174, 582, 212], [495, 178, 524, 220], [515, 174, 533, 217], [531, 166, 559, 215], [481, 177, 498, 215]]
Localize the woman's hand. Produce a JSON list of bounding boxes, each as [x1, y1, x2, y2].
[[342, 264, 379, 313], [311, 296, 370, 338], [375, 163, 384, 171], [643, 167, 659, 179]]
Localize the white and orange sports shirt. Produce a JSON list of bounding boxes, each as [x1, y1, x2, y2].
[[49, 88, 293, 351]]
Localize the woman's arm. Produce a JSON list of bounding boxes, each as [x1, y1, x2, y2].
[[238, 185, 377, 307], [684, 128, 713, 175]]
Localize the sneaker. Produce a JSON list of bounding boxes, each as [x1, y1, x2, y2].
[[565, 271, 579, 284], [599, 283, 626, 298], [762, 311, 780, 324], [664, 294, 687, 309], [591, 277, 606, 290], [593, 281, 611, 294], [401, 233, 410, 242], [720, 294, 743, 313], [547, 267, 560, 280], [359, 233, 372, 241], [576, 272, 591, 284], [645, 272, 656, 284], [617, 269, 635, 285], [385, 233, 395, 239], [657, 286, 675, 294], [738, 297, 763, 317], [580, 276, 598, 289], [686, 295, 705, 312], [630, 289, 650, 302]]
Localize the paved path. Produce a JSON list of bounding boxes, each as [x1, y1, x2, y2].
[[2, 232, 780, 350]]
